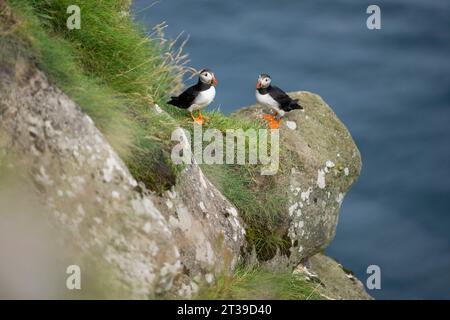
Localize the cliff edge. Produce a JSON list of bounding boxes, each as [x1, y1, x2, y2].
[[0, 0, 370, 299]]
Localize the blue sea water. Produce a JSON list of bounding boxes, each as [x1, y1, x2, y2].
[[132, 0, 450, 299]]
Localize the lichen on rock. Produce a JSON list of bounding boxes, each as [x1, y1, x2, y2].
[[295, 253, 372, 300]]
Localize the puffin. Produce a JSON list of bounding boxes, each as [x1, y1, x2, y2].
[[255, 74, 303, 129], [168, 69, 218, 124]]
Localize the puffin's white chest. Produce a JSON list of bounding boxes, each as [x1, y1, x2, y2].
[[190, 86, 216, 111], [256, 90, 280, 110]]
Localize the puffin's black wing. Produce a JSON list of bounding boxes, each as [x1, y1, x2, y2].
[[167, 85, 198, 109], [269, 86, 303, 111]]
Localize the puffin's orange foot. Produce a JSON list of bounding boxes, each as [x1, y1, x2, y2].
[[268, 119, 281, 129], [193, 116, 204, 125], [190, 112, 204, 125], [200, 113, 209, 122], [191, 113, 207, 125], [263, 114, 276, 122]]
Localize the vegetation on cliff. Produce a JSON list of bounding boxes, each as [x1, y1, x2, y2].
[[196, 264, 322, 300], [1, 0, 365, 299], [3, 0, 293, 261], [5, 0, 184, 192]]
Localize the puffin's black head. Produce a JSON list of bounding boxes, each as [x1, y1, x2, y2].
[[256, 74, 271, 89], [199, 69, 218, 86]]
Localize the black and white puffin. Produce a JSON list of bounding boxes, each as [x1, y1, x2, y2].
[[168, 69, 218, 124], [255, 74, 303, 129]]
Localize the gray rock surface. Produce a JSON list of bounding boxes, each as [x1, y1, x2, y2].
[[233, 92, 362, 262], [294, 253, 372, 300]]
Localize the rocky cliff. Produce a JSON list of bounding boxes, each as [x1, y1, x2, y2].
[[0, 39, 245, 298], [0, 0, 370, 299]]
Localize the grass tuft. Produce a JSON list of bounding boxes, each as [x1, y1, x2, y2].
[[196, 264, 322, 300], [201, 162, 290, 260], [26, 0, 187, 104]]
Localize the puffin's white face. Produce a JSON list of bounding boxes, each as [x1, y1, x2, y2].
[[256, 74, 271, 89], [199, 69, 218, 86]]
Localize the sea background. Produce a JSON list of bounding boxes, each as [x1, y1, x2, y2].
[[132, 0, 450, 299]]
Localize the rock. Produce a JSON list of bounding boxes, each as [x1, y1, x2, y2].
[[233, 92, 362, 262], [158, 129, 246, 295], [0, 44, 245, 298], [298, 254, 372, 300]]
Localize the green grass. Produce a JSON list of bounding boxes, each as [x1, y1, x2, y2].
[[202, 164, 290, 260], [196, 264, 323, 300], [5, 0, 185, 192], [26, 0, 185, 104], [164, 105, 264, 132], [3, 0, 293, 263]]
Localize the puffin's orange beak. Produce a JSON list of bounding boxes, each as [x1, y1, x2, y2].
[[256, 80, 262, 89], [211, 75, 218, 86]]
